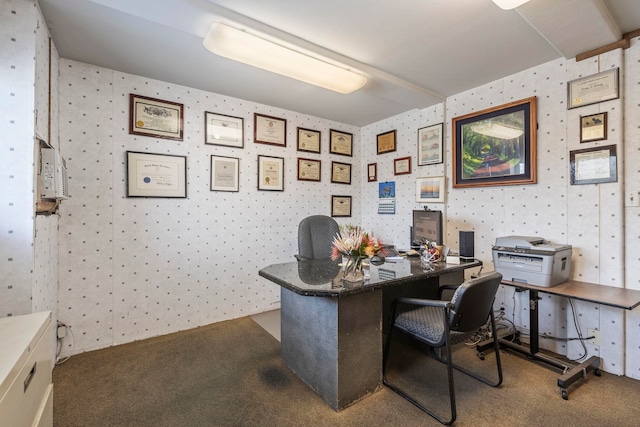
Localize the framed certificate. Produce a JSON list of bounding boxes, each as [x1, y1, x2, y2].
[[205, 112, 244, 148], [377, 130, 396, 154], [417, 123, 443, 165], [331, 195, 352, 217], [368, 163, 377, 182], [129, 94, 183, 141], [394, 156, 412, 175], [254, 113, 286, 146], [570, 145, 617, 185], [331, 161, 351, 185], [568, 68, 619, 109], [210, 155, 239, 192], [126, 151, 187, 198], [297, 127, 321, 153], [297, 158, 321, 182], [329, 129, 353, 156], [580, 112, 607, 143], [258, 155, 284, 191]]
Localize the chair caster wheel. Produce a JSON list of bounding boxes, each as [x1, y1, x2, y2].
[[477, 352, 485, 360], [561, 389, 568, 400], [595, 368, 601, 377]]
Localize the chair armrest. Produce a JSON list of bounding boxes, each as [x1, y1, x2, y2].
[[294, 254, 310, 261]]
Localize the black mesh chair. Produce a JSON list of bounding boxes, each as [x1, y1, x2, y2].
[[294, 215, 340, 261], [383, 272, 503, 425]]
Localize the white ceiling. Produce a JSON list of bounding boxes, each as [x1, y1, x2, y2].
[[38, 0, 640, 127]]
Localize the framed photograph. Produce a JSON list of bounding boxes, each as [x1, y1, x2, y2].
[[570, 144, 617, 185], [368, 163, 377, 182], [329, 129, 353, 156], [205, 112, 244, 148], [297, 127, 321, 153], [580, 112, 607, 143], [210, 155, 239, 192], [331, 195, 352, 217], [129, 94, 183, 141], [126, 151, 187, 198], [377, 130, 396, 154], [257, 155, 284, 191], [394, 156, 412, 175], [331, 161, 352, 185], [416, 176, 445, 203], [568, 68, 619, 110], [297, 158, 321, 182], [452, 96, 537, 188], [254, 113, 286, 146], [418, 123, 443, 165]]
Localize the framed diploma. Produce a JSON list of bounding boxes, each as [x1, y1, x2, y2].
[[580, 112, 607, 143], [377, 130, 396, 154], [570, 145, 617, 185], [210, 155, 239, 192], [568, 68, 619, 110], [368, 163, 377, 182], [331, 161, 352, 185], [331, 195, 352, 217], [126, 151, 187, 198], [417, 123, 443, 165], [297, 158, 321, 182], [416, 176, 445, 203], [297, 127, 321, 153], [257, 155, 284, 191], [129, 94, 183, 141], [329, 129, 353, 156], [205, 112, 244, 148], [394, 156, 412, 175], [254, 113, 286, 146]]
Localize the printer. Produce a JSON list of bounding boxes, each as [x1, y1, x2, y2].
[[492, 236, 572, 287]]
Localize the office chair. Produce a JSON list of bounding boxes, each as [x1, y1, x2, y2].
[[383, 272, 503, 425], [294, 215, 340, 261]]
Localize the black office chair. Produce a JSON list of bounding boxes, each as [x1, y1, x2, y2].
[[383, 272, 503, 425], [294, 215, 340, 261]]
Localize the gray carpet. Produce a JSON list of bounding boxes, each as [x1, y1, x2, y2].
[[53, 316, 640, 426]]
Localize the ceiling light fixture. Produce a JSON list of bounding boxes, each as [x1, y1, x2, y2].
[[203, 22, 367, 94], [491, 0, 531, 10]]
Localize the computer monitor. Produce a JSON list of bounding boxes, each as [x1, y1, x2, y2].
[[412, 209, 443, 246]]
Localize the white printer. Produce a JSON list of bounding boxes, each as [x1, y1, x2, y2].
[[492, 236, 572, 287]]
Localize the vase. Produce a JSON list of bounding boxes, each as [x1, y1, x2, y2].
[[342, 255, 366, 283]]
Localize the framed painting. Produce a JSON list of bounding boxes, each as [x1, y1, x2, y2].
[[416, 176, 445, 203], [417, 123, 443, 165]]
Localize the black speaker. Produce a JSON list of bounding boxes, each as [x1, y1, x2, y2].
[[459, 231, 474, 260]]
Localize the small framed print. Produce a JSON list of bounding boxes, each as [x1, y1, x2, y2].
[[329, 129, 353, 156], [210, 155, 239, 192], [580, 112, 607, 143], [297, 127, 321, 153], [205, 112, 244, 148], [126, 151, 187, 198], [130, 94, 183, 141], [331, 161, 352, 185], [368, 163, 377, 182], [258, 155, 284, 191], [416, 176, 445, 203], [297, 158, 321, 182], [254, 113, 286, 146], [394, 156, 412, 175], [331, 195, 352, 217], [570, 144, 617, 185], [417, 123, 443, 165], [568, 68, 619, 110], [377, 130, 396, 154]]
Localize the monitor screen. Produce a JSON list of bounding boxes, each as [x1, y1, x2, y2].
[[412, 210, 443, 246]]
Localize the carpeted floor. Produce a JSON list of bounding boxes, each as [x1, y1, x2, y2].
[[53, 316, 640, 426]]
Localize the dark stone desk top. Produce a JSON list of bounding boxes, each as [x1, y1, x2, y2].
[[259, 258, 482, 297]]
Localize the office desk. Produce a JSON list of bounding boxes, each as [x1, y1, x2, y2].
[[259, 258, 481, 411], [491, 279, 640, 399]]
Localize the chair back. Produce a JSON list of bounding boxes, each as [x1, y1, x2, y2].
[[448, 272, 502, 332], [297, 215, 340, 260]]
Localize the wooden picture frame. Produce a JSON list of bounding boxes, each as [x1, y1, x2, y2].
[[417, 123, 443, 165], [254, 113, 286, 146], [129, 94, 183, 141], [580, 112, 607, 143], [331, 161, 351, 185], [452, 96, 537, 188], [297, 158, 321, 182], [568, 68, 619, 110], [416, 176, 445, 203], [210, 155, 239, 192], [297, 127, 321, 153], [126, 151, 187, 198], [205, 112, 244, 148], [394, 156, 412, 175], [377, 130, 396, 154], [570, 144, 617, 185], [331, 195, 352, 217], [257, 155, 284, 191], [329, 129, 353, 156], [367, 163, 377, 182]]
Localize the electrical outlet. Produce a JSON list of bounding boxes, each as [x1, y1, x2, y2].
[[587, 328, 600, 345]]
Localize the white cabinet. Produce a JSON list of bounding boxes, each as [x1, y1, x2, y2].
[[0, 312, 54, 427]]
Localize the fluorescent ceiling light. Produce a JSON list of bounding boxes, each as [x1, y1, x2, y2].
[[203, 22, 367, 94], [492, 0, 530, 10]]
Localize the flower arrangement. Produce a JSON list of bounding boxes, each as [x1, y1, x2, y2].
[[331, 225, 382, 282]]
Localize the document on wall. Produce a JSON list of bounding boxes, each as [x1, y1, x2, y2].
[[378, 182, 396, 214]]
